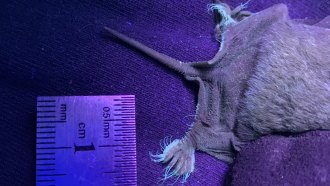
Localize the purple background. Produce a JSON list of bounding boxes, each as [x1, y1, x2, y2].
[[0, 0, 329, 185]]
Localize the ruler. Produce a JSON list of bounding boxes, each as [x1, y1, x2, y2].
[[36, 95, 137, 186]]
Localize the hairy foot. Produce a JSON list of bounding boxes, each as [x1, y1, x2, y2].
[[150, 136, 195, 183]]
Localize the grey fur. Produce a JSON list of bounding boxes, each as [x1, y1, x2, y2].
[[237, 14, 330, 141]]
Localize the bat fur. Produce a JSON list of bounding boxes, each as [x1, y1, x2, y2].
[[104, 2, 330, 183]]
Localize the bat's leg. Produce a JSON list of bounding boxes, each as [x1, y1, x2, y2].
[[150, 134, 196, 183], [104, 27, 199, 76], [185, 76, 207, 118], [152, 77, 202, 182]]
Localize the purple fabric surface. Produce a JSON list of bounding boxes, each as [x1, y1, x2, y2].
[[0, 0, 329, 185], [231, 131, 330, 185]]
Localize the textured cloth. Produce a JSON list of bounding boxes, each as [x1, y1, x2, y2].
[[230, 131, 330, 186], [0, 0, 329, 185]]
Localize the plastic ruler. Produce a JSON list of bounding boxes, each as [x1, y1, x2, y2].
[[36, 95, 137, 186]]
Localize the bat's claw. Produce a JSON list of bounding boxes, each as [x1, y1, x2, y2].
[[150, 137, 195, 184]]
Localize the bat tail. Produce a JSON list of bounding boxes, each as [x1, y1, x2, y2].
[[104, 27, 198, 76]]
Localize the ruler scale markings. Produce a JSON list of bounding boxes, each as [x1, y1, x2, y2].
[[115, 182, 136, 185], [37, 105, 56, 108], [115, 173, 138, 176], [37, 137, 55, 139], [115, 162, 135, 167], [119, 143, 136, 145], [115, 172, 137, 175], [104, 171, 121, 174], [115, 150, 136, 153], [115, 180, 137, 183], [114, 112, 135, 116], [36, 157, 55, 160], [113, 141, 135, 145], [123, 135, 136, 139], [114, 108, 135, 111], [36, 156, 56, 159], [37, 163, 56, 166], [116, 128, 135, 130], [113, 134, 128, 136], [121, 116, 135, 119], [37, 110, 56, 113], [114, 159, 136, 162], [115, 123, 135, 125], [37, 120, 67, 123], [37, 131, 56, 135], [114, 129, 134, 132], [122, 131, 136, 134], [37, 142, 56, 145], [120, 96, 134, 98], [37, 115, 57, 118], [115, 176, 137, 179], [122, 146, 136, 149], [116, 176, 137, 178], [114, 139, 134, 141], [105, 119, 135, 121], [37, 146, 72, 150], [108, 172, 138, 175], [114, 173, 137, 176], [37, 152, 56, 155], [121, 123, 135, 126], [117, 155, 136, 158], [117, 137, 135, 139], [37, 131, 56, 134], [113, 99, 135, 101], [114, 169, 137, 172], [114, 166, 136, 170], [121, 158, 136, 160], [121, 126, 135, 129], [115, 164, 136, 167], [114, 111, 135, 114], [38, 100, 56, 102], [120, 112, 135, 115], [101, 144, 135, 147], [115, 152, 137, 155], [36, 179, 55, 182], [37, 126, 56, 129], [36, 173, 66, 177], [114, 103, 134, 106], [114, 155, 136, 158], [36, 95, 136, 186], [37, 124, 57, 127]]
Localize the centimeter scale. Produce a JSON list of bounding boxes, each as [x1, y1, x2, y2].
[[36, 96, 137, 186]]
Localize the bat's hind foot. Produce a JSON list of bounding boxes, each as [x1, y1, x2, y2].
[[150, 136, 195, 183]]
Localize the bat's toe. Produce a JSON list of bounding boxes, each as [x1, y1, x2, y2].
[[150, 137, 195, 183]]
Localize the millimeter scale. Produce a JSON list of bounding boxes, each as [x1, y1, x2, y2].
[[36, 95, 137, 185]]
